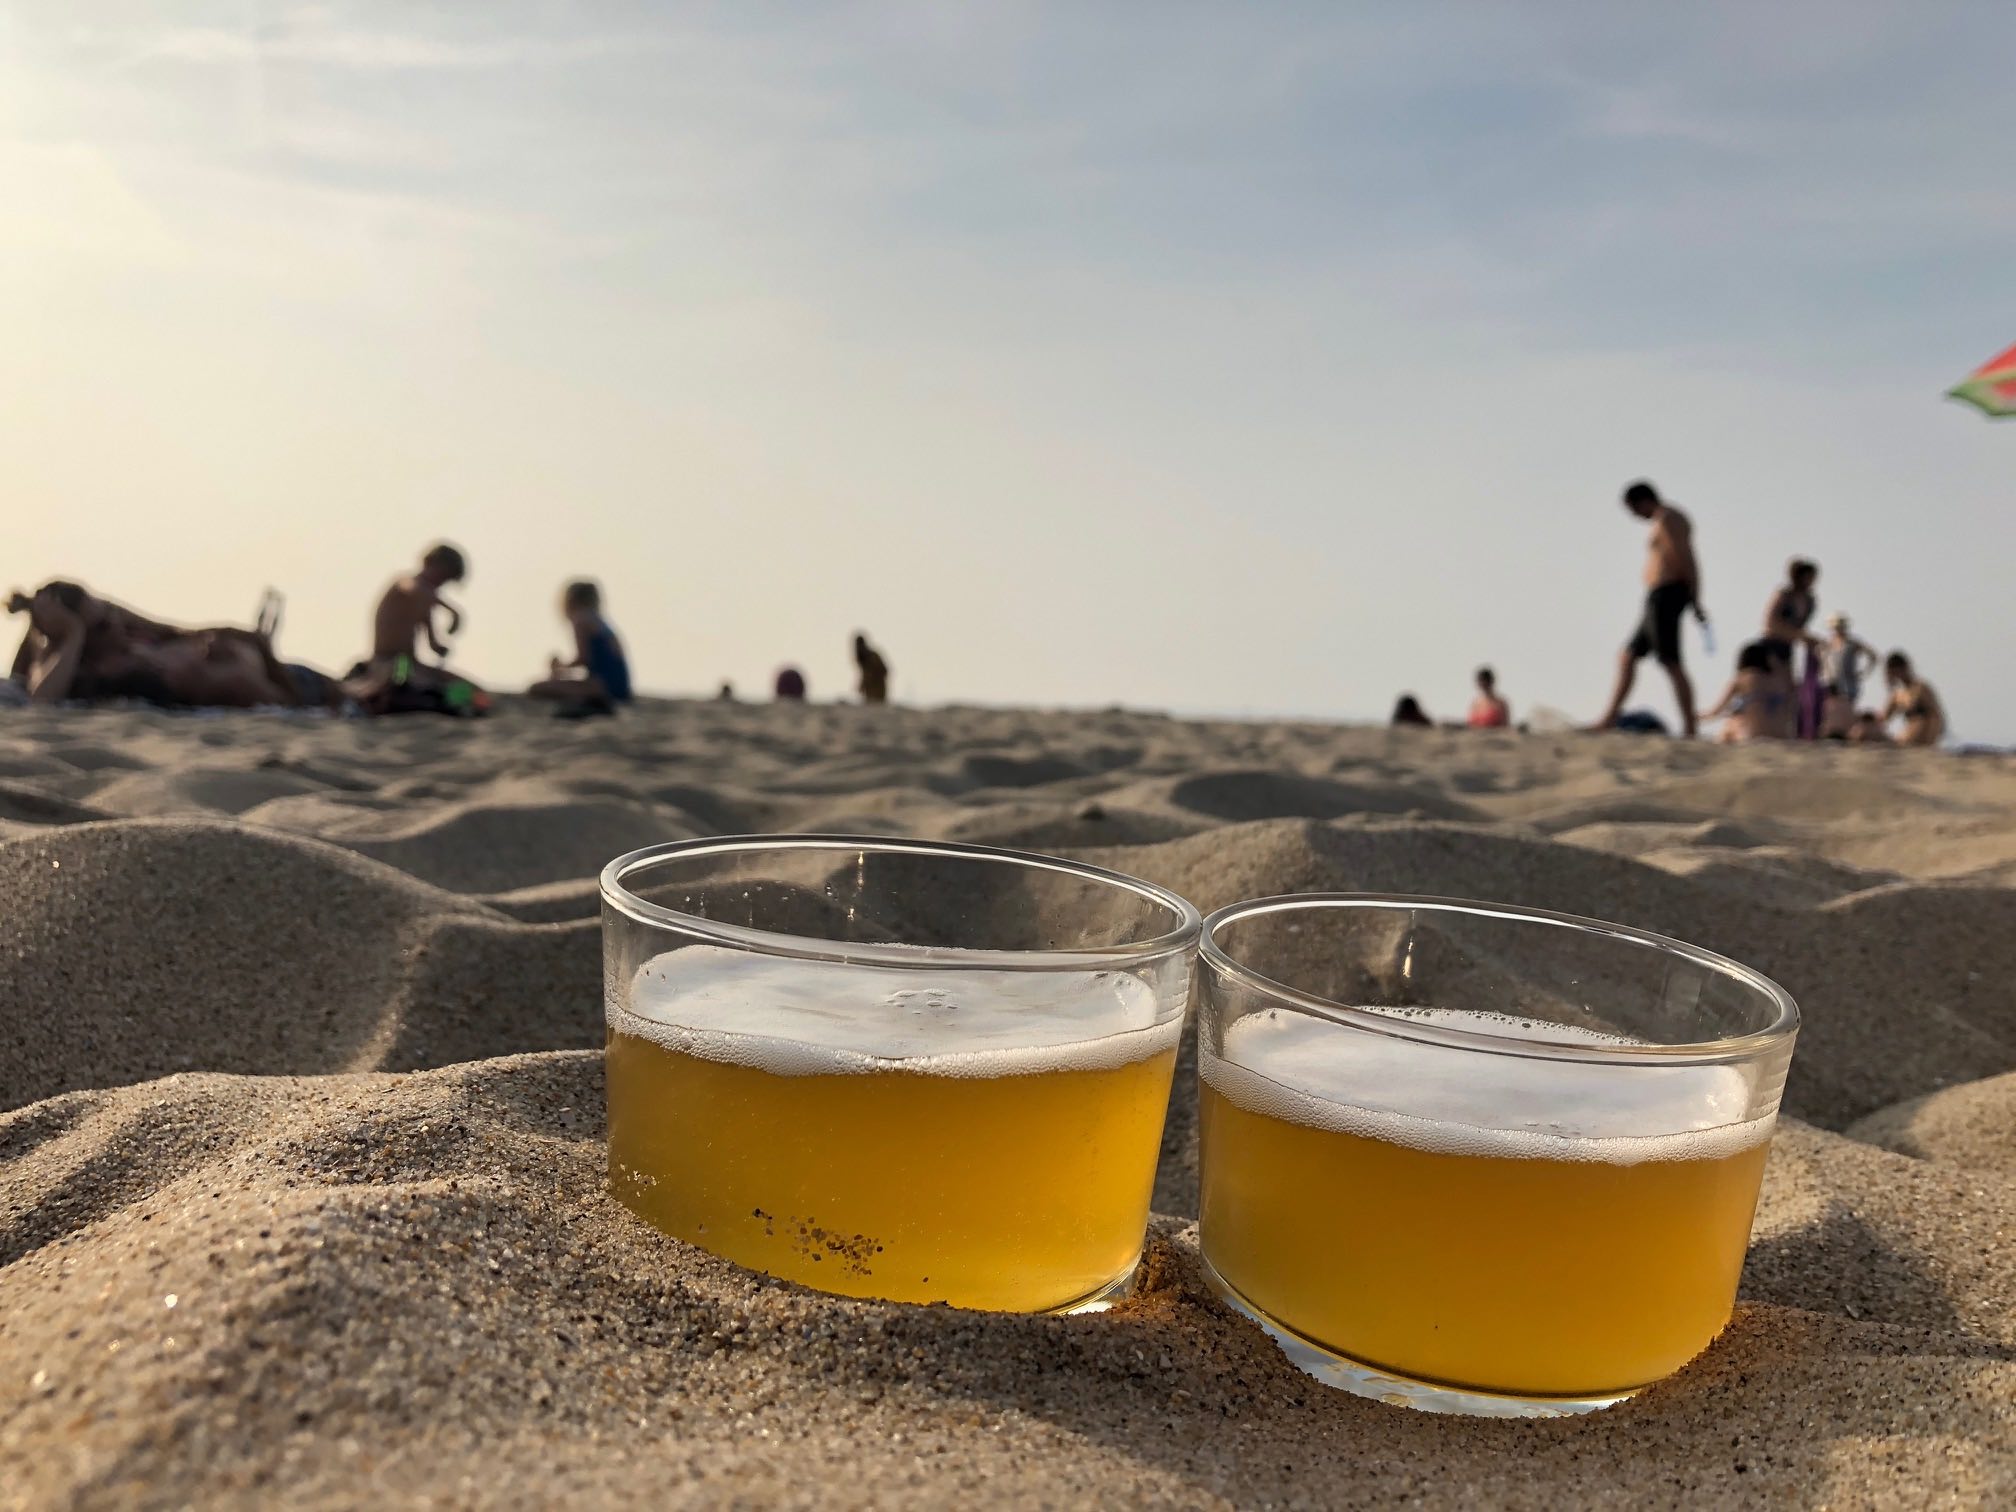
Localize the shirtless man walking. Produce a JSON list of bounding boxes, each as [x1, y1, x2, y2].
[[1595, 480, 1706, 736]]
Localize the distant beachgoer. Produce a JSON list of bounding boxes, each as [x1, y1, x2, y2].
[[6, 580, 330, 709], [1881, 653, 1946, 747], [854, 634, 890, 704], [1466, 667, 1510, 729], [1819, 613, 1878, 739], [367, 543, 465, 663], [1759, 558, 1823, 737], [1595, 481, 1704, 737], [529, 579, 632, 718], [350, 542, 484, 714], [1761, 559, 1820, 662], [774, 666, 807, 701], [717, 681, 735, 701], [1704, 640, 1796, 743], [1391, 694, 1432, 728]]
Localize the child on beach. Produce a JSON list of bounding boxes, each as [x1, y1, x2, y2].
[[529, 579, 632, 717], [1466, 667, 1510, 728], [349, 543, 484, 713]]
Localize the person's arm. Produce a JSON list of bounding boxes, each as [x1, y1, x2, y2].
[[8, 594, 37, 681], [1853, 639, 1877, 677], [567, 618, 593, 670], [436, 594, 463, 638], [417, 586, 451, 660], [25, 597, 87, 703], [1703, 679, 1738, 720]]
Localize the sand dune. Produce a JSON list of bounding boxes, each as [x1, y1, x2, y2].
[[1, 700, 2011, 1505], [1848, 1070, 2016, 1171]]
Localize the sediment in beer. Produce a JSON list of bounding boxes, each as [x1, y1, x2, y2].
[[1200, 1008, 1774, 1399], [607, 945, 1181, 1312]]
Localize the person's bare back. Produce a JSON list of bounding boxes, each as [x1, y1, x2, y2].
[[368, 544, 466, 664], [373, 576, 441, 659]]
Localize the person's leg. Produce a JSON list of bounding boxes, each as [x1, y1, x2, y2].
[[1646, 587, 1695, 736], [214, 627, 302, 706], [528, 674, 608, 701], [1661, 659, 1697, 737], [170, 638, 292, 707], [1597, 647, 1640, 727]]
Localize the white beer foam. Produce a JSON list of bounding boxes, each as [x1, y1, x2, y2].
[[1201, 1008, 1773, 1164], [611, 944, 1182, 1077]]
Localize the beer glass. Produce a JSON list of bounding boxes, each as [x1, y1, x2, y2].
[[602, 835, 1200, 1314], [1197, 893, 1798, 1416]]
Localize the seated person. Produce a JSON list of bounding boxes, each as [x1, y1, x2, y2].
[[774, 666, 807, 701], [1703, 640, 1796, 743], [8, 581, 328, 709], [1391, 694, 1432, 728], [1466, 666, 1510, 728], [1881, 653, 1946, 748], [348, 543, 483, 713], [529, 579, 632, 716]]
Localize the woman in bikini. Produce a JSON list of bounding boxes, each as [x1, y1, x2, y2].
[[1881, 653, 1946, 747], [1704, 639, 1797, 743]]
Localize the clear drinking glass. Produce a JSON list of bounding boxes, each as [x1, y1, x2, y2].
[[602, 835, 1200, 1314], [1196, 893, 1798, 1416]]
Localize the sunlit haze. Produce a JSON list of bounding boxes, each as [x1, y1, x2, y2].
[[5, 4, 2012, 737]]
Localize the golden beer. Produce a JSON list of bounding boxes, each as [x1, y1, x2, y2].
[[1200, 1008, 1775, 1402], [607, 946, 1180, 1312]]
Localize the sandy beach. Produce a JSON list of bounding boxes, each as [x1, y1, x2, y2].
[[2, 699, 2012, 1507]]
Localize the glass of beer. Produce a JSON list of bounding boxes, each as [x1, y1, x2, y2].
[[1197, 893, 1798, 1416], [601, 835, 1199, 1314]]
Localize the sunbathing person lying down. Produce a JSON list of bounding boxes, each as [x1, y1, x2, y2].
[[6, 581, 341, 710]]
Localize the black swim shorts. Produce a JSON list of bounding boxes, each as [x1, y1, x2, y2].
[[1626, 582, 1694, 666]]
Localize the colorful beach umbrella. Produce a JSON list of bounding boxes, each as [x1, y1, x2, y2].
[[1947, 341, 2016, 417]]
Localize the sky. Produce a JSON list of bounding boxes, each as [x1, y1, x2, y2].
[[4, 3, 2013, 738]]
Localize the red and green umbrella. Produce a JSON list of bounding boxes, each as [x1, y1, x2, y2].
[[1948, 341, 2016, 417]]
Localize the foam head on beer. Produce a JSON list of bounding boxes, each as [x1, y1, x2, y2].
[[606, 945, 1183, 1312], [1199, 1004, 1778, 1402], [613, 944, 1179, 1074], [1203, 1007, 1770, 1159]]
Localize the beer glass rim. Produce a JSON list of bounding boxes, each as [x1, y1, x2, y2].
[[1200, 891, 1799, 1066], [601, 833, 1203, 971]]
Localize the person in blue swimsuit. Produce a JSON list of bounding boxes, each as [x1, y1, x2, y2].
[[530, 579, 632, 716]]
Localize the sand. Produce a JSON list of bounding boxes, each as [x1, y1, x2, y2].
[[1, 699, 2011, 1507]]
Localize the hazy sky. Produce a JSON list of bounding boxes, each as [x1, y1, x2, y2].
[[5, 3, 2013, 737]]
